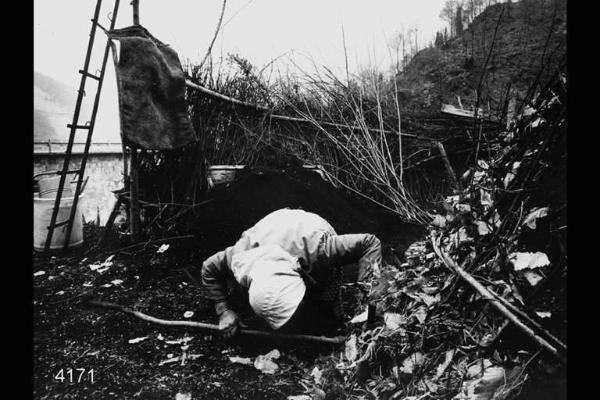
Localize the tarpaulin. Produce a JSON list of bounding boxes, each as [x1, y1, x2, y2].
[[108, 25, 196, 150]]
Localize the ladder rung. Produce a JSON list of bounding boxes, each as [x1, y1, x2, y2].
[[91, 19, 108, 33], [49, 220, 70, 229], [79, 69, 101, 81], [57, 169, 82, 176], [67, 124, 91, 130]]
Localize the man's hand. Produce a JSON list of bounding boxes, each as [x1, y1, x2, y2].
[[218, 309, 239, 338]]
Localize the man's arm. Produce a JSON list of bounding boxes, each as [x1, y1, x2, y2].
[[321, 233, 382, 281], [201, 247, 234, 316], [201, 246, 241, 338]]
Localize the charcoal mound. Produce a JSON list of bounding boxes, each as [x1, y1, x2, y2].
[[177, 167, 424, 260]]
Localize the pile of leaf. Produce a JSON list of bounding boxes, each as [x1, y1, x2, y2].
[[289, 67, 567, 400]]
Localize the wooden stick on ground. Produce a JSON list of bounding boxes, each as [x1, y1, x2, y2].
[[430, 236, 566, 363], [435, 141, 460, 193], [487, 287, 567, 352], [87, 300, 346, 345], [101, 235, 196, 255]]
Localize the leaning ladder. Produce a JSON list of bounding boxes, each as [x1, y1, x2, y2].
[[43, 0, 121, 252]]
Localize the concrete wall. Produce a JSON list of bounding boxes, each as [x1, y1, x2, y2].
[[33, 152, 124, 226]]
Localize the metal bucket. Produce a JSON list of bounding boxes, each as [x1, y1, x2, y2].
[[33, 176, 84, 251]]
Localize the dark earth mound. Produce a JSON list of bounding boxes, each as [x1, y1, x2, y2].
[[175, 167, 425, 265]]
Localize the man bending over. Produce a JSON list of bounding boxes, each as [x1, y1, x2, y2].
[[201, 208, 382, 337]]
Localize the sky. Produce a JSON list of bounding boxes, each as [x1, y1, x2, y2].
[[34, 0, 448, 141]]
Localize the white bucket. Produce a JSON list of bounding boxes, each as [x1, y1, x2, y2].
[[33, 193, 85, 251], [38, 175, 73, 198], [207, 165, 245, 187]]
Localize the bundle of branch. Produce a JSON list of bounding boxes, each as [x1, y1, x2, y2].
[[297, 64, 566, 400], [273, 67, 434, 224]]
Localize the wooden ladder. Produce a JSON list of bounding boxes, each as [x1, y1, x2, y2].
[[43, 0, 121, 252]]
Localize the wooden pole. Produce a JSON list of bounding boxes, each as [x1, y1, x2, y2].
[[87, 300, 346, 344], [129, 148, 141, 241], [436, 141, 460, 193], [129, 1, 141, 243], [132, 0, 140, 25]]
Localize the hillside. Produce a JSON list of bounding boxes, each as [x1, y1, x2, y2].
[[34, 71, 90, 141], [397, 0, 566, 117]]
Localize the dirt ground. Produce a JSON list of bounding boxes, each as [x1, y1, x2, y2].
[[33, 170, 425, 399]]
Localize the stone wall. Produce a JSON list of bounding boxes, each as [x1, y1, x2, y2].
[[33, 153, 124, 225]]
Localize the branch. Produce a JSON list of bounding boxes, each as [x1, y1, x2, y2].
[[86, 300, 346, 344], [431, 235, 566, 363], [197, 0, 227, 71]]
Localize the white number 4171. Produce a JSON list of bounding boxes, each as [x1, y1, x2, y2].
[[54, 368, 94, 383]]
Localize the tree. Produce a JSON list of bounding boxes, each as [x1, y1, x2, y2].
[[435, 31, 444, 47], [440, 0, 460, 36], [456, 5, 464, 36]]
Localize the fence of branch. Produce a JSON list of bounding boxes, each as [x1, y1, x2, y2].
[[133, 59, 504, 232]]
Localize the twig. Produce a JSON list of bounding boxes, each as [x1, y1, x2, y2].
[[105, 235, 196, 255], [86, 300, 346, 344], [435, 141, 460, 193], [197, 0, 227, 71], [431, 235, 565, 363]]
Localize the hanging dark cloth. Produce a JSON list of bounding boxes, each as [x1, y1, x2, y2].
[[108, 25, 196, 150]]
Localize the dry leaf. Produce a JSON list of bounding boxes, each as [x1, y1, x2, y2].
[[350, 308, 368, 324], [399, 352, 425, 374], [111, 279, 124, 286], [476, 221, 492, 236], [254, 358, 279, 374], [454, 362, 507, 400], [254, 349, 281, 374], [456, 203, 472, 213], [489, 211, 502, 228], [419, 292, 441, 308], [384, 312, 404, 330], [311, 366, 323, 384], [503, 172, 515, 188], [531, 117, 545, 128], [34, 271, 46, 277], [229, 356, 253, 365], [435, 349, 456, 379], [432, 214, 447, 228], [128, 336, 149, 344], [413, 306, 428, 324], [521, 270, 544, 286], [523, 207, 549, 229], [457, 227, 472, 244], [535, 311, 551, 319], [477, 160, 490, 169], [157, 244, 170, 254], [480, 189, 493, 209], [510, 252, 550, 271], [503, 161, 521, 188], [345, 334, 358, 362], [473, 170, 486, 184]]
